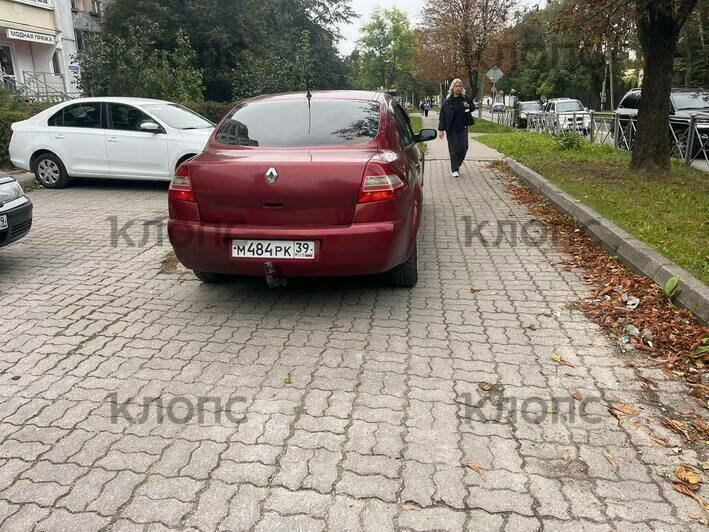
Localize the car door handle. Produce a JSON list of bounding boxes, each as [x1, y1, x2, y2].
[[53, 133, 64, 139], [107, 137, 119, 143]]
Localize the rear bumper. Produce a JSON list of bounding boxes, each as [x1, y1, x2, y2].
[[168, 218, 412, 277], [0, 197, 33, 248], [10, 157, 30, 172]]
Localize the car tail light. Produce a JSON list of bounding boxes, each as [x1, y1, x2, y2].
[[169, 162, 195, 202], [358, 164, 406, 204]]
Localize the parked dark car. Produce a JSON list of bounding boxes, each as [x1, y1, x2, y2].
[[0, 173, 32, 248], [614, 87, 709, 156], [513, 100, 543, 128]]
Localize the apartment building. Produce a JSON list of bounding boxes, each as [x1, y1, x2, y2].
[[0, 0, 104, 98]]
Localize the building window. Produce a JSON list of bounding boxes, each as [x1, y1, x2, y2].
[[71, 0, 77, 11], [91, 0, 102, 16], [51, 51, 61, 75], [75, 30, 84, 52]]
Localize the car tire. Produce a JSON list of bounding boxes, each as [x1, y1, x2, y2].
[[390, 243, 418, 287], [33, 153, 69, 189], [193, 270, 225, 283]]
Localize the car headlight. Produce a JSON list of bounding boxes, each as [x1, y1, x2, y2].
[[520, 113, 527, 118], [0, 181, 24, 204]]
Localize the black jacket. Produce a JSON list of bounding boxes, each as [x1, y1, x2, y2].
[[438, 94, 476, 131]]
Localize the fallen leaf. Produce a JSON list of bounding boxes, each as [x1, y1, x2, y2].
[[662, 417, 691, 441], [470, 287, 481, 293], [634, 344, 655, 353], [401, 503, 420, 511], [481, 383, 493, 391], [637, 373, 658, 387], [466, 460, 486, 480], [551, 354, 574, 367], [603, 451, 618, 469], [608, 409, 626, 427], [676, 464, 702, 485], [597, 285, 614, 297], [204, 304, 216, 309], [690, 384, 709, 399], [570, 390, 582, 401], [674, 482, 709, 511], [649, 434, 669, 447], [688, 512, 709, 526], [610, 403, 639, 416]]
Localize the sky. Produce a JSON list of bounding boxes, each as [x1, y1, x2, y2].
[[338, 0, 547, 56]]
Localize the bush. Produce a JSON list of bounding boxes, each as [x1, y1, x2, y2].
[[0, 88, 55, 167], [554, 131, 585, 151], [182, 100, 236, 124], [0, 108, 29, 166]]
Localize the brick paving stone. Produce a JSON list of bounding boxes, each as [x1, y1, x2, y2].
[[0, 159, 704, 530]]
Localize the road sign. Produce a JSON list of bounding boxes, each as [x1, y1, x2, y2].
[[487, 67, 504, 83]]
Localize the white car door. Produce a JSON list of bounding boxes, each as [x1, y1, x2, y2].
[[47, 102, 109, 176], [106, 103, 169, 179]]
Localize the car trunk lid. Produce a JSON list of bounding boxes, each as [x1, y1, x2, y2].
[[190, 147, 377, 226]]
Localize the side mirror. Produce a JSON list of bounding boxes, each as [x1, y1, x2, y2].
[[140, 121, 161, 132], [415, 128, 437, 142]]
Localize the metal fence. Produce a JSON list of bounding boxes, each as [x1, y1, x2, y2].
[[1, 71, 70, 103], [489, 107, 709, 167]]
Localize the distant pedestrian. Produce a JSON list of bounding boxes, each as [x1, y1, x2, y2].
[[419, 101, 425, 114], [438, 79, 475, 178], [423, 101, 430, 117]]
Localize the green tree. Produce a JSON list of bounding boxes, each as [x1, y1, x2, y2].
[[353, 8, 418, 93], [74, 26, 204, 101], [102, 0, 354, 101]]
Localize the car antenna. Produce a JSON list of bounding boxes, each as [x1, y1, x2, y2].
[[306, 88, 312, 134]]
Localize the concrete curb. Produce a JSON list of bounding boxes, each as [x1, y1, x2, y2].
[[504, 157, 709, 324], [12, 172, 37, 190]]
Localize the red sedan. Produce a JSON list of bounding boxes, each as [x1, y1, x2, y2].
[[167, 91, 437, 287]]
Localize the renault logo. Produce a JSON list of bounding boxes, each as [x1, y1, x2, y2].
[[265, 167, 278, 184]]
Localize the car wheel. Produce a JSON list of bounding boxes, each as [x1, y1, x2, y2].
[[193, 270, 226, 283], [34, 153, 68, 189], [389, 243, 418, 287]]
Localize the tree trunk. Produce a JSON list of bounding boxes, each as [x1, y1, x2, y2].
[[631, 0, 699, 173], [466, 64, 475, 97], [630, 8, 678, 173]]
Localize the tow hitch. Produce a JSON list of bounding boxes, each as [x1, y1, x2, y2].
[[264, 261, 287, 288]]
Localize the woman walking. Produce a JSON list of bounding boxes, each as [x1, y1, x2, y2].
[[438, 79, 475, 177]]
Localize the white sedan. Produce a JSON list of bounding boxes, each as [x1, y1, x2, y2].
[[9, 97, 215, 188]]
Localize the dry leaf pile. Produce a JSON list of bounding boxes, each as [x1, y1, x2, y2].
[[672, 463, 708, 513], [501, 174, 707, 402]]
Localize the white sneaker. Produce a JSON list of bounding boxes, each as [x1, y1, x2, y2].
[[452, 171, 459, 178]]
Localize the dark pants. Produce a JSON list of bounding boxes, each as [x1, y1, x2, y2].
[[423, 109, 429, 117], [446, 127, 468, 172]]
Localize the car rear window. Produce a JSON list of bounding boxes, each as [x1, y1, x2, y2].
[[671, 91, 709, 110], [215, 99, 381, 147], [519, 102, 541, 111], [556, 101, 584, 112]]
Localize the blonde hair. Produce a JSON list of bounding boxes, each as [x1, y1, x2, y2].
[[447, 78, 466, 99]]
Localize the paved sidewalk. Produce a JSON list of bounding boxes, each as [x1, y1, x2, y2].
[[421, 112, 502, 162], [0, 161, 704, 529]]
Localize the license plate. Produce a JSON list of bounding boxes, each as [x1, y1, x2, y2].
[[232, 239, 315, 259], [0, 215, 6, 231]]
